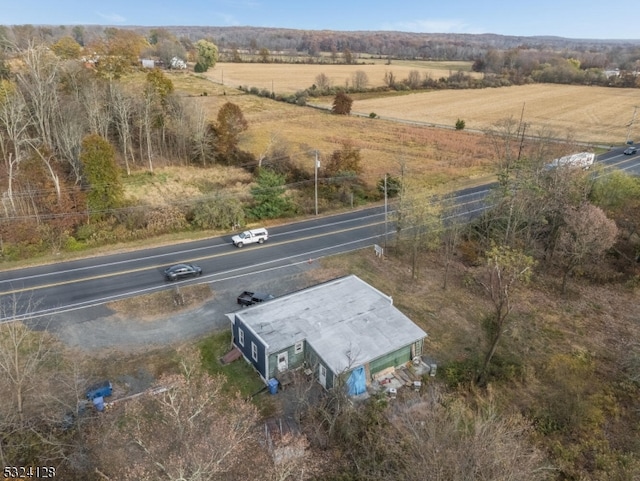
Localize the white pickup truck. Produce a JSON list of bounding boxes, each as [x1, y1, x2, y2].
[[231, 228, 269, 248]]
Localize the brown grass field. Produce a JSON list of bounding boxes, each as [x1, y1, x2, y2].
[[171, 71, 496, 191]]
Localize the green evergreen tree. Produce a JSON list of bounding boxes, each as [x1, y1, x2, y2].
[[249, 169, 295, 219], [80, 134, 123, 219]]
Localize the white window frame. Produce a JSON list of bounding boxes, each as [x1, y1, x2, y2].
[[238, 328, 245, 347], [251, 342, 258, 361], [294, 341, 304, 354]]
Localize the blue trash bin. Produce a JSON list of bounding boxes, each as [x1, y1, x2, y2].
[[268, 378, 279, 395]]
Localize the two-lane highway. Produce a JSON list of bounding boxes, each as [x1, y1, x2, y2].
[[2, 146, 638, 322], [0, 207, 392, 321]]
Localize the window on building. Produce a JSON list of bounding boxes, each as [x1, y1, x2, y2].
[[238, 329, 245, 347], [294, 341, 304, 354], [251, 342, 258, 361]]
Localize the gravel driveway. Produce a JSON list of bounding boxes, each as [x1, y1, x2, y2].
[[47, 261, 320, 353]]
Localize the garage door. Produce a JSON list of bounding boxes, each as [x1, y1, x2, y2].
[[369, 346, 411, 376]]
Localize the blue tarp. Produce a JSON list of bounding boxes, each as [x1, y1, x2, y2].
[[347, 366, 366, 396], [93, 396, 105, 411], [86, 380, 112, 400]]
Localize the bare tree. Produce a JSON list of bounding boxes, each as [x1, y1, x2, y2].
[[82, 79, 111, 139], [90, 367, 262, 480], [139, 84, 156, 172], [383, 70, 396, 88], [314, 72, 331, 91], [405, 69, 421, 89], [15, 45, 59, 148], [0, 296, 55, 426], [0, 81, 32, 215], [396, 182, 443, 279], [441, 197, 465, 290], [110, 84, 136, 175], [388, 387, 551, 481], [351, 70, 369, 91], [555, 203, 618, 293], [189, 102, 215, 166], [484, 116, 521, 182], [54, 100, 86, 184], [475, 244, 534, 384]]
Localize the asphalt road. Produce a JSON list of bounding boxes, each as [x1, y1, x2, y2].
[[1, 146, 638, 323], [0, 206, 392, 321], [597, 145, 640, 175]]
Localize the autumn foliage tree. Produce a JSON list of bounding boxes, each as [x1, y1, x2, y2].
[[324, 140, 363, 177], [88, 28, 148, 79], [194, 39, 219, 72], [331, 91, 353, 115], [215, 101, 248, 164], [51, 36, 82, 60]]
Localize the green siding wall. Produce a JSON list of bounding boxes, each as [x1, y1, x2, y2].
[[267, 342, 306, 379]]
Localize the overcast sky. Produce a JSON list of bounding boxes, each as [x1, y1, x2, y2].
[[3, 0, 639, 40]]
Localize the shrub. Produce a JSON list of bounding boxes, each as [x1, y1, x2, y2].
[[145, 206, 188, 235], [443, 357, 479, 388], [190, 197, 245, 230], [455, 119, 466, 130], [369, 112, 377, 119], [64, 235, 86, 252], [74, 223, 95, 242]]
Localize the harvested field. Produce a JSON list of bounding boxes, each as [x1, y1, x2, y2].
[[166, 70, 640, 195], [347, 84, 639, 145], [194, 66, 640, 145], [203, 61, 480, 94]]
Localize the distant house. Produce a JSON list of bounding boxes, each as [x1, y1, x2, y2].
[[170, 56, 187, 69], [141, 59, 155, 69], [226, 275, 427, 395]]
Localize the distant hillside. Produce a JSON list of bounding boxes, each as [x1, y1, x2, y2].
[[146, 26, 640, 53]]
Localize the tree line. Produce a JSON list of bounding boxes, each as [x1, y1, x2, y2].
[[0, 40, 258, 258], [0, 41, 382, 260]]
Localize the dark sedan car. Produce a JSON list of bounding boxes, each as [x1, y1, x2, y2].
[[624, 146, 637, 155], [163, 263, 202, 281]]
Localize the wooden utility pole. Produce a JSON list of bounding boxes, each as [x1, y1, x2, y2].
[[314, 151, 319, 216], [625, 106, 638, 144]]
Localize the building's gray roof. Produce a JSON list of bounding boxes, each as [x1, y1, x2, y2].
[[229, 275, 427, 374]]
